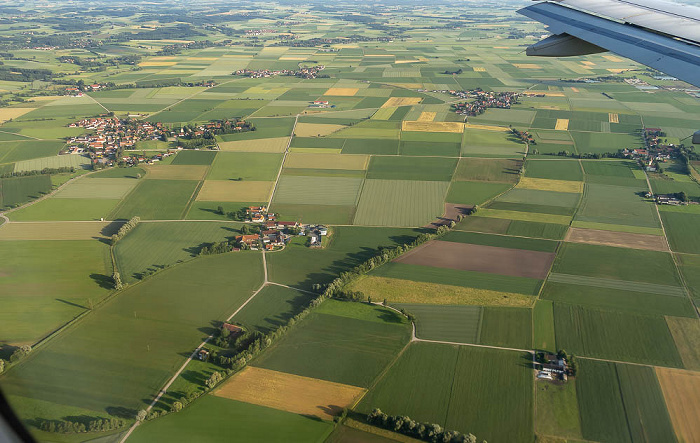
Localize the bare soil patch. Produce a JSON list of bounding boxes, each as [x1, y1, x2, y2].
[[656, 367, 700, 443], [213, 366, 366, 420], [565, 227, 668, 251], [395, 240, 554, 279], [424, 203, 472, 229]]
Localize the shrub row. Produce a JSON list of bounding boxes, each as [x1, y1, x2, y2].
[[367, 409, 484, 443]]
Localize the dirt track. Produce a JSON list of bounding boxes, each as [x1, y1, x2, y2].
[[395, 240, 555, 279], [565, 227, 668, 251]]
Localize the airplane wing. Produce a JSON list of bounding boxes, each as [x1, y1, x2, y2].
[[517, 0, 700, 88]]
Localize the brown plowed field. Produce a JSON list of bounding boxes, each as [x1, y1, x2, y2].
[[656, 367, 700, 443], [565, 227, 668, 251], [213, 366, 365, 421], [394, 240, 554, 279]]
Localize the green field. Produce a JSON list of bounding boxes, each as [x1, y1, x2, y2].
[[253, 300, 411, 387], [552, 242, 681, 287], [440, 230, 559, 252], [8, 197, 120, 221], [272, 175, 363, 206], [358, 343, 534, 442], [366, 156, 457, 181], [533, 300, 556, 352], [0, 240, 112, 344], [0, 174, 52, 208], [453, 158, 522, 182], [394, 304, 482, 343], [129, 396, 333, 443], [554, 304, 683, 367], [576, 183, 660, 228], [445, 181, 512, 206], [54, 177, 139, 199], [479, 307, 532, 349], [525, 159, 583, 181], [232, 284, 315, 334], [576, 359, 676, 442], [661, 212, 700, 254], [115, 221, 243, 283], [171, 150, 218, 165], [2, 252, 264, 427], [497, 188, 580, 208], [536, 379, 582, 440], [353, 179, 449, 226], [111, 179, 199, 220], [207, 152, 283, 181]]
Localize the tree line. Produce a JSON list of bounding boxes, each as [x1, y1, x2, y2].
[[367, 409, 485, 443], [38, 417, 126, 434]]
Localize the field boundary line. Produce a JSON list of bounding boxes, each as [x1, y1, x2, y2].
[[120, 253, 268, 443], [267, 114, 299, 208], [0, 129, 39, 140], [414, 338, 533, 354]]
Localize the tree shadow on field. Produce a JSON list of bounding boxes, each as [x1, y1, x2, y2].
[[518, 352, 536, 369], [105, 406, 137, 419], [180, 369, 208, 386], [300, 414, 323, 422], [0, 344, 17, 360], [90, 273, 114, 290], [377, 308, 403, 324], [100, 220, 126, 237], [197, 325, 217, 337], [56, 298, 88, 310]]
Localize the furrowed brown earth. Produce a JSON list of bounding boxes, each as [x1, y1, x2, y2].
[[565, 227, 668, 251], [213, 366, 366, 421], [656, 367, 700, 443], [394, 240, 555, 279]]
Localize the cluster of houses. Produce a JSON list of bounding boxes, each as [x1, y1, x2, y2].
[[245, 29, 277, 36], [233, 64, 325, 79], [175, 118, 253, 141], [310, 100, 333, 108], [535, 353, 571, 382], [622, 128, 680, 171], [64, 117, 169, 164], [235, 206, 328, 250], [645, 192, 689, 206], [450, 89, 520, 117]]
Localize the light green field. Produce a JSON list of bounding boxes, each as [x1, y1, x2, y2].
[[8, 198, 120, 221], [354, 179, 449, 226], [110, 179, 199, 220], [54, 177, 140, 199], [207, 152, 283, 181], [14, 154, 91, 173], [272, 175, 363, 206]]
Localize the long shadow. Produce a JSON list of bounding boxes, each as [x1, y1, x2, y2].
[[90, 273, 114, 290], [55, 298, 88, 310], [105, 407, 136, 419], [101, 220, 126, 237]]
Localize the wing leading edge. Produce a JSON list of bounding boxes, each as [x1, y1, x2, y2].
[[518, 0, 700, 88]]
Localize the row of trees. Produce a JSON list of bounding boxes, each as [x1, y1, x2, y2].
[[38, 418, 126, 434], [367, 409, 484, 443], [0, 166, 76, 179], [111, 216, 140, 245]]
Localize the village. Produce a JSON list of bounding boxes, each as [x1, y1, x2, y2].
[[235, 206, 329, 251], [233, 64, 326, 79], [448, 88, 520, 117]]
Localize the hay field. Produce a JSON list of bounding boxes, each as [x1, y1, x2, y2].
[[517, 177, 583, 193], [463, 123, 509, 132], [284, 152, 368, 170], [294, 123, 346, 137], [381, 97, 422, 108], [473, 67, 486, 72], [656, 367, 700, 443], [349, 276, 534, 307], [555, 119, 570, 130], [402, 121, 463, 133], [0, 221, 119, 240], [609, 113, 619, 123], [54, 178, 139, 199], [417, 112, 436, 122], [139, 61, 178, 67], [324, 87, 359, 96], [371, 107, 396, 120], [214, 366, 365, 420], [145, 165, 209, 180], [603, 55, 624, 62], [196, 180, 274, 202], [218, 137, 289, 153], [0, 108, 34, 123]]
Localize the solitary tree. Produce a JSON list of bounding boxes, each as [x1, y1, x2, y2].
[[136, 410, 147, 422], [171, 401, 183, 413], [113, 272, 123, 290]]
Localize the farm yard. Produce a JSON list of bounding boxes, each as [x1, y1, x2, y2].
[[0, 2, 699, 443]]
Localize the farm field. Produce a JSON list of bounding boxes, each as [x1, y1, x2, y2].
[[353, 180, 449, 227], [111, 179, 199, 220], [357, 343, 534, 443], [2, 252, 264, 428]]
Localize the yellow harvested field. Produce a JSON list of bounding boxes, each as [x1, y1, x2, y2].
[[607, 68, 631, 73], [473, 67, 487, 72], [493, 46, 510, 49], [608, 113, 619, 123], [555, 119, 570, 131], [394, 59, 425, 64], [656, 367, 700, 443], [284, 152, 368, 170], [151, 56, 176, 60], [417, 112, 436, 122], [364, 54, 394, 57], [279, 56, 307, 61], [381, 97, 422, 108], [349, 276, 535, 307], [28, 95, 63, 102], [463, 123, 509, 132], [513, 63, 542, 69], [214, 366, 366, 421], [402, 121, 463, 133], [145, 165, 208, 181], [517, 177, 583, 193], [324, 87, 359, 96], [570, 87, 580, 92], [0, 108, 33, 123], [294, 123, 346, 137], [139, 61, 178, 67], [196, 180, 274, 202], [218, 137, 289, 153], [604, 55, 623, 62], [289, 148, 342, 154], [222, 54, 254, 58], [187, 57, 218, 61], [0, 221, 119, 240], [581, 61, 596, 66]]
